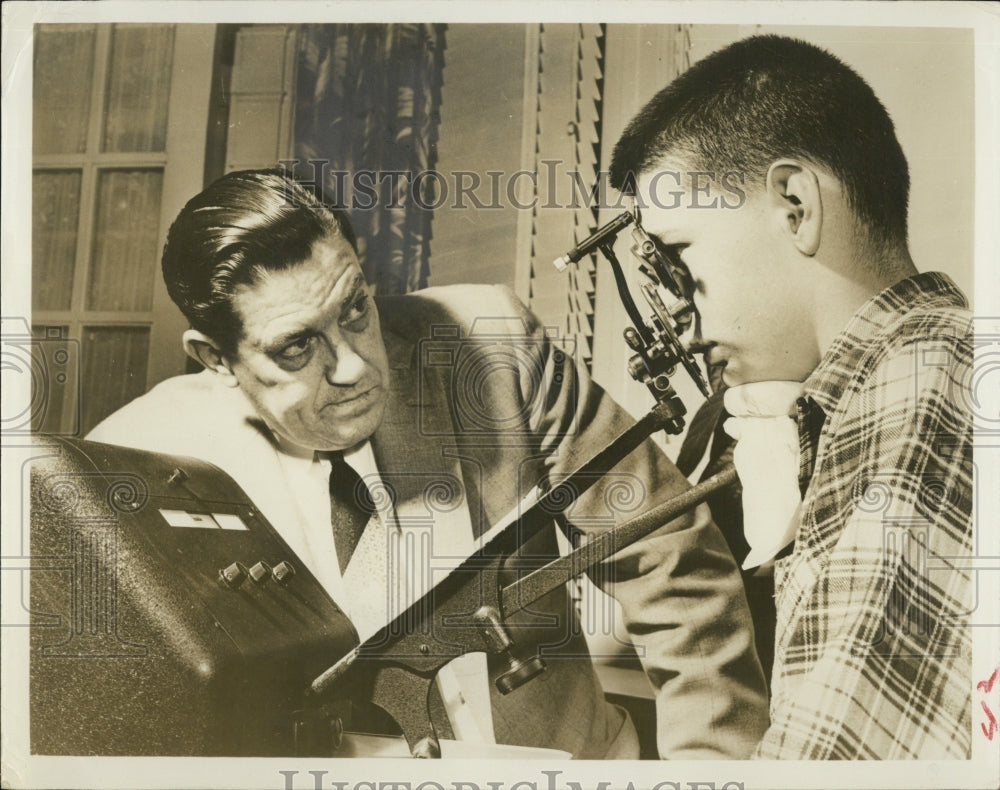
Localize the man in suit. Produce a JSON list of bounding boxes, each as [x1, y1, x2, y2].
[[88, 169, 768, 759]]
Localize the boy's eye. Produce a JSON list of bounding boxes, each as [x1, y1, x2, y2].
[[644, 237, 691, 299], [660, 245, 694, 298]]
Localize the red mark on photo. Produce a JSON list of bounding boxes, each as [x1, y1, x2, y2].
[[977, 666, 999, 741], [976, 666, 998, 694], [981, 701, 998, 741]]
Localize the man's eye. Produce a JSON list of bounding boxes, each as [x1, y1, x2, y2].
[[276, 336, 313, 362], [341, 292, 370, 327]]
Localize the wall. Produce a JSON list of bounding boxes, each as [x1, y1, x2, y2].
[[147, 25, 219, 388], [428, 25, 531, 290]]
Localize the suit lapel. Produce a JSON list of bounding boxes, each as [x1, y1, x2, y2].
[[372, 323, 477, 585]]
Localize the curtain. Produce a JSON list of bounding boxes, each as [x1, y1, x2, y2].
[[293, 24, 445, 295]]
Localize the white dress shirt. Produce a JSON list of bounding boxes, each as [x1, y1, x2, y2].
[[270, 435, 496, 743]]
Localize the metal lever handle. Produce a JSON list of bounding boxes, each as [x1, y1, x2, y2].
[[474, 606, 547, 694], [501, 464, 738, 617]]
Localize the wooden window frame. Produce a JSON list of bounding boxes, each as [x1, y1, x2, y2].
[[32, 23, 217, 434]]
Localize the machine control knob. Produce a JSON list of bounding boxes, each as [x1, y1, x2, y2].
[[473, 606, 548, 695], [248, 560, 272, 584], [219, 561, 249, 589], [272, 560, 296, 585], [495, 654, 547, 695]]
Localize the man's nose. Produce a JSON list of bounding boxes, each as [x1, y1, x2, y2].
[[324, 341, 365, 386]]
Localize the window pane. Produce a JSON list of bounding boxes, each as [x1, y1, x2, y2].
[[33, 26, 96, 155], [29, 325, 80, 435], [87, 169, 163, 311], [80, 325, 149, 434], [102, 25, 175, 153], [33, 170, 82, 311]]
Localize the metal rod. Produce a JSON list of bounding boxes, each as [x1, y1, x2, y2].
[[601, 241, 652, 345], [311, 645, 360, 695], [309, 403, 682, 695], [532, 400, 682, 517], [501, 464, 738, 616]]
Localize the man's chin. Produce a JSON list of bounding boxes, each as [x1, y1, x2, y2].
[[312, 429, 377, 453], [313, 401, 386, 452]]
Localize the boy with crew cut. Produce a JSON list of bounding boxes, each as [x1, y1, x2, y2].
[[610, 34, 973, 759]]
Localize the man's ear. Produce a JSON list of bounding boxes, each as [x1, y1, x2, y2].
[[182, 330, 239, 388], [766, 159, 822, 256]]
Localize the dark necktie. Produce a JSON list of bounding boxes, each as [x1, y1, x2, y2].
[[675, 387, 726, 477], [795, 395, 825, 499], [675, 370, 750, 564], [328, 452, 377, 574]]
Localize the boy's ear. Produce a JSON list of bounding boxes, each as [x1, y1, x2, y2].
[[182, 330, 239, 388], [766, 159, 822, 256]]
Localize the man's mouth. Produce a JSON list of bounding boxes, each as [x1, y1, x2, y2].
[[328, 385, 379, 409]]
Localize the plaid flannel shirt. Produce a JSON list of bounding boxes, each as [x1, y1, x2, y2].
[[754, 271, 973, 759]]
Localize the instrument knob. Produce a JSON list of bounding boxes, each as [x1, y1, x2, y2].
[[248, 560, 272, 584], [272, 560, 296, 585], [495, 654, 547, 695], [473, 606, 548, 695], [627, 353, 647, 381], [219, 561, 248, 589]]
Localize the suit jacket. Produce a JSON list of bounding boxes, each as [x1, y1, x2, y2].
[[88, 284, 768, 759]]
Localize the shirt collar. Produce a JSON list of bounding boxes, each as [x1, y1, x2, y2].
[[802, 271, 968, 415], [271, 430, 318, 461], [271, 427, 377, 481]]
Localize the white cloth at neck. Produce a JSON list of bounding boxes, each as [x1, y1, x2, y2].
[[723, 381, 805, 570]]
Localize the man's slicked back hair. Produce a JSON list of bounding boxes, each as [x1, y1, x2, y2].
[[610, 35, 909, 247], [162, 169, 358, 355]]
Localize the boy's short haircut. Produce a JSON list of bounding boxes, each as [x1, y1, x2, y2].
[[610, 35, 910, 250]]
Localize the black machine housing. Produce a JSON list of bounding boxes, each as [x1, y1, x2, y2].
[[29, 436, 359, 756]]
